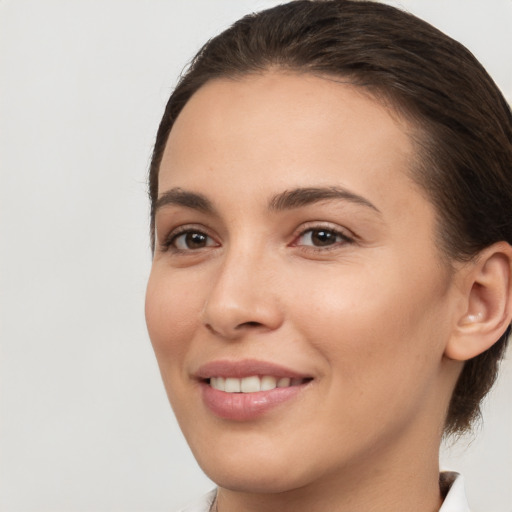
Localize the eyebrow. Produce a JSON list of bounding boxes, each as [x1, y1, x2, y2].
[[155, 188, 215, 214], [155, 185, 380, 216], [268, 186, 381, 213]]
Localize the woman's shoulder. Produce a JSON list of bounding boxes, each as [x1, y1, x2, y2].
[[177, 489, 217, 512]]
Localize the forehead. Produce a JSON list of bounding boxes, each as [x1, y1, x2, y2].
[[159, 71, 420, 217]]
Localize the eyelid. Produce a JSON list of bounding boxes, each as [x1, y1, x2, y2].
[[290, 222, 356, 249], [157, 221, 356, 253], [159, 224, 220, 252]]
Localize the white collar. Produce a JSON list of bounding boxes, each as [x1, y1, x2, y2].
[[439, 472, 470, 512], [179, 489, 216, 512]]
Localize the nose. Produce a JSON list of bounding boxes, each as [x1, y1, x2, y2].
[[201, 250, 284, 340]]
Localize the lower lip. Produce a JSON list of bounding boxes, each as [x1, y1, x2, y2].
[[200, 381, 307, 421]]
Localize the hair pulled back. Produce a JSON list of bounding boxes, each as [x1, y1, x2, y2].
[[149, 0, 512, 434]]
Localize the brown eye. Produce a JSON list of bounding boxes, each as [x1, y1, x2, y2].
[[296, 228, 351, 248], [172, 231, 216, 250], [311, 229, 337, 246]]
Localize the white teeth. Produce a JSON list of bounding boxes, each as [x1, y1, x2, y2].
[[240, 376, 260, 393], [209, 375, 306, 393], [210, 376, 225, 391], [260, 375, 277, 391], [277, 377, 291, 388], [224, 377, 241, 393]]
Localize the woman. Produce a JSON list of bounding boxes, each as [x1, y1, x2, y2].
[[145, 1, 512, 510]]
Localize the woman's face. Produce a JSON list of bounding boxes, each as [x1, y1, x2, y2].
[[146, 72, 461, 493]]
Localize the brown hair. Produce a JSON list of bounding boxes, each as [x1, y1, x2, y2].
[[148, 0, 512, 434]]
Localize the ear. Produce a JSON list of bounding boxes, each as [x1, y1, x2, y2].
[[445, 242, 512, 361]]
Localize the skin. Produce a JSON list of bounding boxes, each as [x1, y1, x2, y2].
[[145, 72, 468, 512]]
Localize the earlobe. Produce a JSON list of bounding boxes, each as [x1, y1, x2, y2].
[[445, 242, 512, 361]]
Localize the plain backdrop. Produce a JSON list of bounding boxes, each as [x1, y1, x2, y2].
[[1, 1, 511, 511]]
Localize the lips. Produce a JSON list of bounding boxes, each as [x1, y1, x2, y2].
[[195, 359, 311, 380], [195, 359, 313, 421]]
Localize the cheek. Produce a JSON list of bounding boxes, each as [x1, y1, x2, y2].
[[291, 261, 450, 392], [285, 267, 451, 450], [145, 268, 202, 365]]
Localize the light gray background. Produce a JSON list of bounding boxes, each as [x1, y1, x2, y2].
[[1, 1, 511, 511]]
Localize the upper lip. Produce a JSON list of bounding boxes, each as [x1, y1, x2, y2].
[[194, 359, 312, 380]]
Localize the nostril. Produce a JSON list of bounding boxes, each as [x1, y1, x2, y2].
[[238, 321, 263, 329]]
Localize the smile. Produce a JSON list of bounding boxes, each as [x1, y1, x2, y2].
[[196, 360, 313, 420], [208, 376, 309, 393]]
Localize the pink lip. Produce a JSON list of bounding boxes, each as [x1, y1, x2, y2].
[[195, 359, 310, 379], [195, 359, 312, 421]]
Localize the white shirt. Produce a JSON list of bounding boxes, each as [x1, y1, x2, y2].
[[179, 472, 470, 512], [439, 472, 470, 512]]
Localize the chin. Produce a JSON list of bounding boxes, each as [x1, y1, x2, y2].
[[191, 438, 317, 494], [202, 462, 309, 495]]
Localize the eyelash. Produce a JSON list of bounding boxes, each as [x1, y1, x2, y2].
[[292, 225, 354, 251], [160, 224, 355, 254], [161, 226, 218, 253]]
